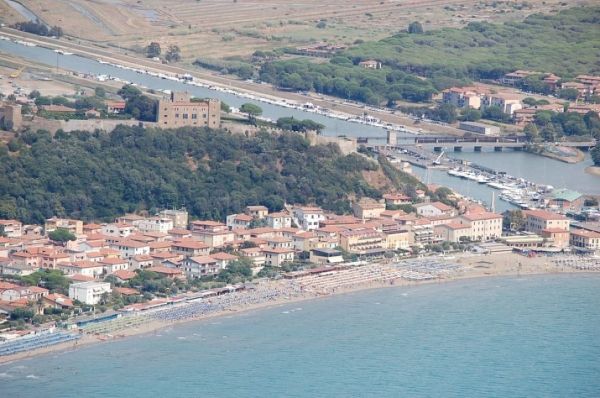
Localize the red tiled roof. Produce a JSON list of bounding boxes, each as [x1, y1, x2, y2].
[[68, 260, 104, 269], [69, 274, 95, 282], [461, 212, 502, 221], [523, 210, 568, 221], [210, 252, 238, 261], [112, 270, 136, 280], [147, 266, 182, 275], [114, 287, 139, 296]]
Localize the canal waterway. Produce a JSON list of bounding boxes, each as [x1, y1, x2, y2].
[[451, 150, 599, 195], [1, 38, 597, 203], [0, 39, 408, 141]]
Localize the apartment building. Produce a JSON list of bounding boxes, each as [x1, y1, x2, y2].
[[340, 228, 386, 255], [293, 206, 325, 231], [457, 212, 503, 242]]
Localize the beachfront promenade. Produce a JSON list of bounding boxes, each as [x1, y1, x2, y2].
[[0, 331, 81, 357], [1, 253, 599, 360]]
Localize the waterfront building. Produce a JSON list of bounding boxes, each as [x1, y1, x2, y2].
[[183, 256, 220, 278], [383, 227, 411, 250], [547, 189, 584, 211], [309, 248, 344, 264], [523, 210, 570, 248], [156, 92, 220, 129], [458, 121, 500, 136], [409, 218, 434, 246], [569, 229, 600, 254], [68, 281, 111, 305], [340, 228, 386, 255], [262, 248, 295, 267], [499, 234, 545, 249], [457, 212, 503, 242], [434, 223, 471, 243], [523, 210, 570, 233]]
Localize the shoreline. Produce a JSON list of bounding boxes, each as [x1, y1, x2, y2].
[[1, 256, 597, 366], [527, 145, 585, 164], [585, 165, 600, 177]]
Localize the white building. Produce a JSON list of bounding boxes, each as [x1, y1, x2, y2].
[[69, 281, 112, 305], [110, 240, 150, 260], [101, 223, 134, 238], [265, 212, 292, 229], [133, 217, 174, 234], [226, 214, 253, 230], [292, 206, 325, 231], [415, 202, 455, 218]]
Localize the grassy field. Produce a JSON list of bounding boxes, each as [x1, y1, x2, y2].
[[2, 0, 590, 62]]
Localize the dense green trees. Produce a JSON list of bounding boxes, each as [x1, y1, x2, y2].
[[118, 85, 157, 121], [48, 228, 76, 243], [165, 45, 181, 62], [259, 59, 435, 105], [13, 20, 63, 38], [276, 117, 324, 133], [252, 7, 598, 106], [20, 270, 71, 294], [146, 42, 161, 58], [0, 125, 395, 224], [533, 110, 600, 140], [407, 21, 423, 34]]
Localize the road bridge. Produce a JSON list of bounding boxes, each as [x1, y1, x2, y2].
[[366, 135, 596, 152]]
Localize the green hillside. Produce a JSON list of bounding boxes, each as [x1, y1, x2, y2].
[[0, 126, 393, 224]]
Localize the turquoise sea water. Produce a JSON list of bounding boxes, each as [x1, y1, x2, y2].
[[1, 274, 599, 397]]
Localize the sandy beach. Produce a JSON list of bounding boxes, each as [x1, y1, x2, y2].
[[1, 252, 597, 365], [585, 166, 600, 177]]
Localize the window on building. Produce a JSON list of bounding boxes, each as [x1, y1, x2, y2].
[[183, 114, 189, 119], [175, 113, 180, 118], [192, 114, 197, 119]]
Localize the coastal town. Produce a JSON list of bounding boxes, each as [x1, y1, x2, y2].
[[1, 1, 600, 396], [1, 21, 600, 364], [0, 180, 599, 360]]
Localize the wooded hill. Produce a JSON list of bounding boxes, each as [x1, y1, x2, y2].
[[0, 126, 415, 224], [257, 7, 600, 105]]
